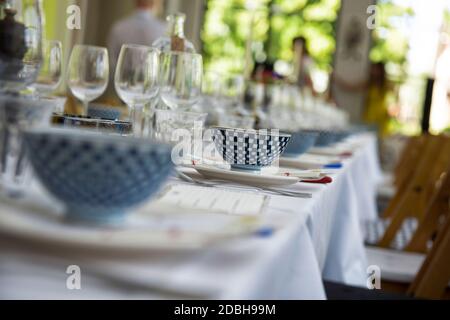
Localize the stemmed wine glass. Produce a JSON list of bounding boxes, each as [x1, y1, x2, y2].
[[114, 44, 159, 137], [68, 45, 109, 116], [159, 51, 203, 111]]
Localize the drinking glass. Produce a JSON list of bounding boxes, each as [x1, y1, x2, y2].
[[114, 44, 159, 137], [34, 40, 63, 95], [159, 51, 203, 110], [68, 45, 109, 116], [0, 93, 53, 195], [154, 109, 207, 162], [217, 114, 255, 129]]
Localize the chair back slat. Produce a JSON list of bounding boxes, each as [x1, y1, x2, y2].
[[394, 136, 426, 189], [408, 211, 450, 299], [406, 169, 450, 252], [378, 135, 450, 248]]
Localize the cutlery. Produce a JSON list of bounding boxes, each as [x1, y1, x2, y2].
[[176, 171, 312, 199]]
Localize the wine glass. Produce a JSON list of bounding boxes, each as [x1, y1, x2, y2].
[[34, 40, 62, 95], [159, 51, 203, 111], [0, 0, 44, 93], [68, 45, 109, 116], [114, 44, 159, 137]]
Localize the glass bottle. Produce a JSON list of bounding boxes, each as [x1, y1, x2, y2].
[[152, 13, 196, 53]]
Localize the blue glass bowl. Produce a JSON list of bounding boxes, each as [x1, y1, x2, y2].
[[23, 128, 174, 224], [212, 127, 291, 171], [283, 131, 319, 158]]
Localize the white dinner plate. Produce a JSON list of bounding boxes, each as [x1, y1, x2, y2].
[[0, 192, 278, 254], [280, 157, 324, 170], [193, 164, 300, 187], [307, 146, 353, 157]]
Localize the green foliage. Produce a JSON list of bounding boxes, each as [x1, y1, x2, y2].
[[202, 0, 413, 79], [369, 0, 414, 78], [201, 0, 340, 74], [268, 0, 339, 70]]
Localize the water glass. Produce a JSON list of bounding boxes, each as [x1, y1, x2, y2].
[[154, 109, 207, 162], [217, 114, 255, 129], [0, 93, 53, 195], [114, 44, 159, 137], [34, 40, 63, 95], [38, 95, 67, 115]]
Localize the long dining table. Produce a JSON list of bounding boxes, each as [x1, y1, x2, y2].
[[0, 133, 382, 300]]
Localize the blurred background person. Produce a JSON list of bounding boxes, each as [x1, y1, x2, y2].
[[292, 36, 314, 94], [107, 0, 166, 70], [364, 62, 391, 137], [103, 0, 165, 105], [333, 62, 392, 136]]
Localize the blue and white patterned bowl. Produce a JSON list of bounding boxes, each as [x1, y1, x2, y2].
[[212, 127, 291, 171], [88, 104, 122, 120], [23, 128, 174, 224], [283, 131, 319, 158], [333, 130, 352, 143], [302, 130, 337, 147]]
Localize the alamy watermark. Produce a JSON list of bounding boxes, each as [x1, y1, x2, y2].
[[367, 265, 381, 290], [66, 265, 81, 290], [66, 5, 81, 30], [366, 5, 379, 30]]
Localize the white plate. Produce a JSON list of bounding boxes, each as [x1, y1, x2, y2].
[[280, 153, 342, 169], [193, 164, 300, 187], [308, 146, 352, 156], [280, 157, 324, 170], [0, 193, 277, 254]]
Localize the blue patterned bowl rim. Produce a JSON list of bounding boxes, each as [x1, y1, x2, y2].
[[212, 126, 292, 138], [23, 127, 172, 150]]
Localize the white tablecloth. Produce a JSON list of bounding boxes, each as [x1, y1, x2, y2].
[[0, 133, 381, 299]]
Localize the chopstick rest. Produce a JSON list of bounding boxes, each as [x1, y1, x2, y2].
[[301, 176, 333, 184], [323, 163, 343, 169]]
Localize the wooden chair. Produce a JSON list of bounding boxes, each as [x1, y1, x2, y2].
[[377, 135, 450, 248], [366, 153, 450, 298], [377, 135, 426, 203], [393, 135, 427, 191], [408, 211, 450, 299], [331, 209, 450, 299], [406, 169, 450, 253], [381, 134, 443, 219], [364, 135, 449, 250]]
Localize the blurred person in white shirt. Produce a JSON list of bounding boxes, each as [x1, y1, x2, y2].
[[104, 0, 165, 105], [107, 0, 165, 68]]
